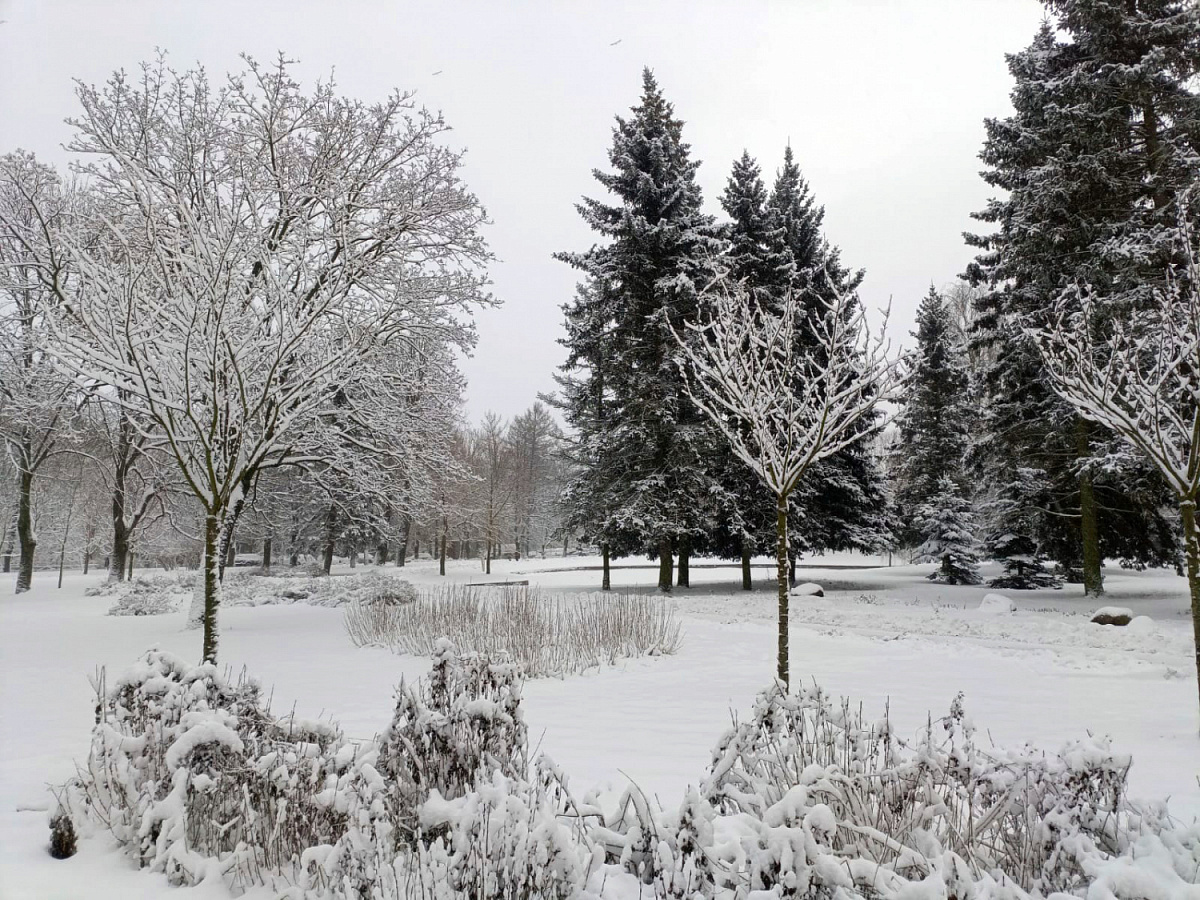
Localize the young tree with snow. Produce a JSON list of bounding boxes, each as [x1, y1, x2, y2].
[[8, 57, 490, 663], [912, 476, 981, 585], [676, 280, 902, 685], [1032, 195, 1200, 724], [893, 287, 973, 549]]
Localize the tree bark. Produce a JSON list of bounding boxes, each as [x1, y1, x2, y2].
[[201, 512, 221, 664], [127, 549, 134, 580], [1, 509, 14, 573], [657, 538, 673, 593], [83, 549, 90, 575], [15, 467, 35, 593], [288, 520, 300, 568], [677, 539, 690, 588], [1076, 419, 1104, 596], [397, 515, 410, 567], [776, 493, 790, 687], [262, 538, 272, 573], [741, 542, 752, 591], [485, 540, 492, 575], [601, 543, 611, 591], [439, 520, 447, 576], [322, 504, 337, 575], [1179, 499, 1200, 732]]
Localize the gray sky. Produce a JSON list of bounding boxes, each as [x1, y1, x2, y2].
[[0, 0, 1045, 422]]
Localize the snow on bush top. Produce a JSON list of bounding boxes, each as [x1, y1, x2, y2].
[[58, 648, 1200, 900]]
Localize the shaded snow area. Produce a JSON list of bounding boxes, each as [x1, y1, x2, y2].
[[1, 554, 1198, 898]]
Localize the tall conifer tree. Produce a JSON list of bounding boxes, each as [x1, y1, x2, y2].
[[555, 69, 727, 591], [967, 4, 1199, 590]]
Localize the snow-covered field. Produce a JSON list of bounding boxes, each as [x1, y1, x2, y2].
[[1, 554, 1197, 899]]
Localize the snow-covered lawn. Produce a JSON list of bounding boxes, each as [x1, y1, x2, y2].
[[1, 554, 1197, 898]]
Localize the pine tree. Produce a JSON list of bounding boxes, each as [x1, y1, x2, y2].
[[767, 146, 891, 562], [913, 477, 982, 585], [554, 69, 727, 591], [893, 287, 972, 548], [966, 4, 1199, 593]]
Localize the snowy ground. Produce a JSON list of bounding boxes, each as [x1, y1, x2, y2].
[[1, 554, 1197, 898]]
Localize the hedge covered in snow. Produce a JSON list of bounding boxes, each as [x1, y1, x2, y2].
[[58, 646, 1200, 899]]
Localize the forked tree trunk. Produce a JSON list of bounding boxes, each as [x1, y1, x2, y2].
[[741, 542, 752, 591], [657, 538, 673, 593], [1179, 499, 1200, 732], [15, 468, 35, 594], [1076, 419, 1104, 595], [775, 492, 790, 687], [677, 540, 690, 588], [601, 544, 611, 591], [201, 512, 221, 664]]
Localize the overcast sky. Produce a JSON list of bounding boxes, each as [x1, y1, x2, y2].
[[0, 0, 1046, 421]]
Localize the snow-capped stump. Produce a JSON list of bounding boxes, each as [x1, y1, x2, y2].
[[978, 593, 1016, 614], [790, 582, 824, 597], [1091, 606, 1134, 626]]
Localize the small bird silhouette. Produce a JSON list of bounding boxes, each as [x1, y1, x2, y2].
[[609, 39, 622, 46], [432, 70, 443, 76]]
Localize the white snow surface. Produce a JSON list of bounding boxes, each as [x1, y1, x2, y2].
[[2, 553, 1198, 898], [978, 592, 1016, 614]]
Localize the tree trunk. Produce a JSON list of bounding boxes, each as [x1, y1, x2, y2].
[[413, 536, 419, 560], [741, 542, 752, 591], [262, 538, 272, 573], [788, 550, 797, 589], [349, 544, 357, 568], [1179, 499, 1200, 732], [1, 509, 14, 573], [439, 522, 447, 576], [127, 549, 134, 580], [397, 516, 410, 567], [375, 541, 389, 566], [83, 549, 90, 575], [485, 540, 492, 575], [1076, 420, 1104, 596], [563, 533, 569, 557], [602, 543, 611, 591], [657, 537, 673, 593], [109, 516, 129, 583], [201, 511, 221, 664], [775, 493, 790, 687], [288, 521, 300, 568], [15, 468, 35, 593], [677, 539, 690, 588], [322, 504, 337, 575]]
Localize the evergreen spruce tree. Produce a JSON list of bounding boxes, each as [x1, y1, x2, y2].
[[893, 287, 972, 548], [913, 477, 982, 585], [554, 69, 727, 591], [967, 4, 1199, 593], [767, 146, 891, 562]]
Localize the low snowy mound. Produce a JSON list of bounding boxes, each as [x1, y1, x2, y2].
[[1128, 615, 1157, 634], [53, 648, 1200, 900], [790, 581, 824, 597], [1093, 606, 1135, 626], [978, 592, 1016, 614]]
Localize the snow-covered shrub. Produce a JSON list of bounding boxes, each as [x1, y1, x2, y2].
[[223, 569, 417, 609], [991, 553, 1062, 590], [48, 800, 77, 859], [344, 583, 682, 677], [98, 572, 198, 615]]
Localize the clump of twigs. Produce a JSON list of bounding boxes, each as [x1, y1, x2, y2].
[[343, 583, 682, 676]]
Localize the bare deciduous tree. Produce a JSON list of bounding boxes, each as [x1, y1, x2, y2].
[[675, 280, 903, 685]]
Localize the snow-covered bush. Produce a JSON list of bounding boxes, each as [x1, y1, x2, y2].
[[344, 583, 682, 677], [223, 569, 417, 609], [99, 573, 198, 616], [58, 649, 1200, 900]]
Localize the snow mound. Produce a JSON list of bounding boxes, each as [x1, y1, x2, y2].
[[1092, 606, 1135, 626], [978, 593, 1016, 614], [1128, 615, 1157, 634], [790, 581, 824, 597]]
